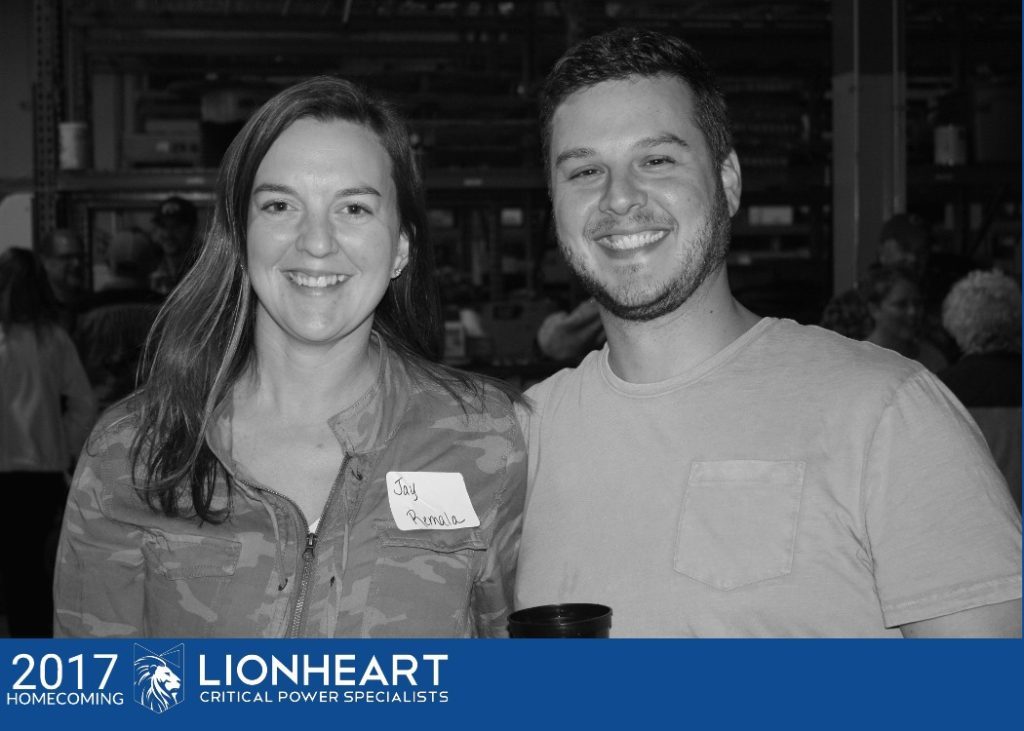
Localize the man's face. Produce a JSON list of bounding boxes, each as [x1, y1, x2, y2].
[[42, 230, 86, 297], [878, 238, 925, 272], [153, 217, 194, 257], [549, 74, 740, 321]]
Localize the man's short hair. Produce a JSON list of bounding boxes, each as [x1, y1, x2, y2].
[[107, 229, 161, 278], [539, 27, 733, 171], [879, 213, 929, 252], [38, 228, 84, 259], [153, 196, 197, 228]]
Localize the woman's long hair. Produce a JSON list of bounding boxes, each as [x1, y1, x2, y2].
[[131, 76, 521, 522], [0, 248, 60, 334]]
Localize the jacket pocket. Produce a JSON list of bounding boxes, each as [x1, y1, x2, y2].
[[363, 519, 487, 637], [674, 460, 805, 591], [140, 530, 243, 636], [141, 531, 242, 579]]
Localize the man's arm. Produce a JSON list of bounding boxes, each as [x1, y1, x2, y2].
[[900, 598, 1021, 638]]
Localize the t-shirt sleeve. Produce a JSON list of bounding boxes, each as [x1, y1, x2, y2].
[[863, 369, 1022, 628]]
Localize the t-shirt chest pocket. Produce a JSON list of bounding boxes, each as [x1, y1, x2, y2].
[[674, 460, 805, 591]]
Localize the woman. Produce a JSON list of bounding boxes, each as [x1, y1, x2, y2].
[[53, 77, 527, 637], [0, 248, 96, 637], [861, 264, 948, 373], [939, 269, 1022, 510]]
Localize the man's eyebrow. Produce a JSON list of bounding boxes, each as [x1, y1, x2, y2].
[[251, 183, 382, 198], [635, 134, 689, 150], [553, 135, 688, 168], [553, 147, 596, 168]]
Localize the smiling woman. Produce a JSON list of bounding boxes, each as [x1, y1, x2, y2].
[[53, 77, 528, 639], [246, 118, 408, 353]]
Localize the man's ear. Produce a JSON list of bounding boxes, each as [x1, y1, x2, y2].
[[720, 150, 742, 216]]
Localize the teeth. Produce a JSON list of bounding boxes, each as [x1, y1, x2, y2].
[[287, 272, 345, 288], [598, 230, 667, 251]]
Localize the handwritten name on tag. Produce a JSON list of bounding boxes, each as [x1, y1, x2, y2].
[[385, 472, 480, 531]]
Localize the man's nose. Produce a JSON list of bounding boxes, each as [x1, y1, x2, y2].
[[599, 169, 647, 215]]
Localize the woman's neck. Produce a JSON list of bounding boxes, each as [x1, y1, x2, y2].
[[240, 332, 381, 423]]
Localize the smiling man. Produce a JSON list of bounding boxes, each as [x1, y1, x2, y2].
[[514, 28, 1021, 637]]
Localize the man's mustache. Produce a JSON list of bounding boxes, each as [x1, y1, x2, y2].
[[586, 211, 673, 239]]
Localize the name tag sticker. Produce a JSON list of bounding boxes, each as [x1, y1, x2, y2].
[[385, 471, 480, 531]]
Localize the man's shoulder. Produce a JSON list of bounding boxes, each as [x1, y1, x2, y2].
[[761, 318, 923, 382], [525, 348, 603, 408]]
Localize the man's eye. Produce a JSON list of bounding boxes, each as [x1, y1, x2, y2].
[[645, 156, 674, 167], [344, 203, 370, 216], [568, 167, 600, 180]]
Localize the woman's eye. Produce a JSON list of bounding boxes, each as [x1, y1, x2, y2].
[[260, 200, 290, 213]]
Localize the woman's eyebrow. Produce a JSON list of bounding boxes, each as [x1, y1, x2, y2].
[[251, 183, 382, 198]]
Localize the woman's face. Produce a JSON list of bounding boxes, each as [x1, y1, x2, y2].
[[246, 117, 409, 351], [872, 279, 924, 341]]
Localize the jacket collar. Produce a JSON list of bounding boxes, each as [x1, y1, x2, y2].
[[206, 336, 415, 475]]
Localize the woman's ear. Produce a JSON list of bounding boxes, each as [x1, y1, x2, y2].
[[391, 231, 410, 279]]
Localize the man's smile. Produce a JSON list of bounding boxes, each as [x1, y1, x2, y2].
[[593, 228, 670, 252]]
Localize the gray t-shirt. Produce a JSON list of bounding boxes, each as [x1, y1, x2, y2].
[[516, 318, 1022, 636]]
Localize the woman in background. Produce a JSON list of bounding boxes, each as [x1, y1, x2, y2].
[[940, 269, 1022, 510], [861, 264, 949, 373], [54, 76, 526, 638], [0, 247, 95, 637]]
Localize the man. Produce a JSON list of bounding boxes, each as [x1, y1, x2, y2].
[[74, 229, 164, 411], [37, 228, 88, 332], [149, 195, 198, 295], [514, 28, 1021, 637]]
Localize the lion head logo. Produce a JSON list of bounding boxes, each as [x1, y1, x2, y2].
[[133, 644, 184, 714]]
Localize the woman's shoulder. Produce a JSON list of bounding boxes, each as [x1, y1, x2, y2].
[[82, 395, 143, 461], [414, 367, 518, 420]]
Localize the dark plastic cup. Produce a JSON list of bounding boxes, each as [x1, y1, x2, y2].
[[507, 603, 612, 638]]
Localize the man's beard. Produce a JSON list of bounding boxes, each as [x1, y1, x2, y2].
[[559, 181, 732, 322]]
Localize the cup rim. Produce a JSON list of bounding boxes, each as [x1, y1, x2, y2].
[[508, 602, 612, 628]]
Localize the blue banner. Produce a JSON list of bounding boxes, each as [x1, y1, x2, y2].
[[1, 639, 1020, 728]]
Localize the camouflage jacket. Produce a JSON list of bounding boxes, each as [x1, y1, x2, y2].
[[54, 345, 526, 637]]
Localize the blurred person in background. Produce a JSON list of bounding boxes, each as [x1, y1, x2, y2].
[[74, 229, 164, 412], [940, 270, 1022, 510], [150, 196, 200, 295], [0, 248, 96, 637], [861, 264, 949, 373], [820, 213, 941, 344], [535, 296, 605, 363], [36, 228, 89, 333]]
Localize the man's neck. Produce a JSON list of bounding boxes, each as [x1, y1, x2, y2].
[[601, 267, 761, 384]]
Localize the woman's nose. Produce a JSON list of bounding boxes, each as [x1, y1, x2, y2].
[[297, 212, 337, 257]]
